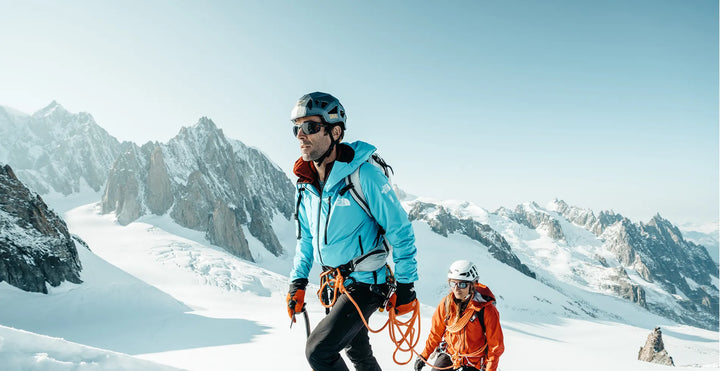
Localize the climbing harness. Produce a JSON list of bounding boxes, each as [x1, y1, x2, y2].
[[316, 265, 422, 366]]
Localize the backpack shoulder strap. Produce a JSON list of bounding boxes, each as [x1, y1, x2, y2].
[[344, 163, 372, 219], [342, 153, 394, 218], [478, 306, 486, 334], [443, 295, 452, 324]]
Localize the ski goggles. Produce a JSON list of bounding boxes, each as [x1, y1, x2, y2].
[[448, 280, 472, 289], [293, 120, 326, 136]]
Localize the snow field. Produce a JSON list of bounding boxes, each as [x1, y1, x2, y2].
[[0, 202, 716, 370]]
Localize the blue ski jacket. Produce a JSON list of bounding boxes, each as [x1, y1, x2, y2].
[[290, 141, 418, 285]]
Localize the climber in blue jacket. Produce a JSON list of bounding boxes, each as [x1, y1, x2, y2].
[[286, 92, 419, 371]]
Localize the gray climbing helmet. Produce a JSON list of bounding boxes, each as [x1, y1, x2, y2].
[[290, 92, 347, 129]]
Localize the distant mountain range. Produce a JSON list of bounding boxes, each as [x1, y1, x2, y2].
[[0, 103, 294, 262], [403, 197, 717, 329], [0, 102, 717, 330]]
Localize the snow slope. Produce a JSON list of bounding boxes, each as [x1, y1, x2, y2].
[[0, 202, 717, 370], [0, 324, 179, 371]]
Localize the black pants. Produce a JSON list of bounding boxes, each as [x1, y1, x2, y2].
[[432, 353, 480, 371], [306, 283, 384, 371]]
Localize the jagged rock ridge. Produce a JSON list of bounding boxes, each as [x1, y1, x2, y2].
[[550, 199, 719, 330], [407, 200, 536, 279], [101, 118, 294, 261], [0, 164, 84, 293], [496, 202, 566, 241]]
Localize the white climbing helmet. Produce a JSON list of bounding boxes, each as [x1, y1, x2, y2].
[[447, 260, 479, 282]]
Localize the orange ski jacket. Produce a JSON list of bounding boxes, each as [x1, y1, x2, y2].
[[420, 283, 504, 371]]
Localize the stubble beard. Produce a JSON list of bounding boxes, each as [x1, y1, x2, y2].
[[300, 136, 330, 162]]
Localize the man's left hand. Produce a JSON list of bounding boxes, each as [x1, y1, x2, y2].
[[394, 282, 417, 315]]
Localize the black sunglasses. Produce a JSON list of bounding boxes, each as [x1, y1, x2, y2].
[[448, 281, 471, 289], [293, 120, 326, 136]]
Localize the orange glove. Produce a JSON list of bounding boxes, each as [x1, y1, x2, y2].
[[287, 278, 308, 320], [386, 282, 419, 316], [287, 289, 306, 319]]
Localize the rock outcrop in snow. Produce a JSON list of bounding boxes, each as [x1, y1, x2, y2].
[[0, 164, 84, 293], [638, 327, 675, 366]]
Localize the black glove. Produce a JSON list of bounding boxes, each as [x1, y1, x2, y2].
[[414, 356, 426, 371], [396, 282, 416, 307]]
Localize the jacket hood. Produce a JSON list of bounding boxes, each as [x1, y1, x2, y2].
[[473, 282, 496, 303], [466, 282, 496, 311]]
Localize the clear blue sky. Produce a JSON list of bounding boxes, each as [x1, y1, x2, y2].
[[0, 0, 717, 224]]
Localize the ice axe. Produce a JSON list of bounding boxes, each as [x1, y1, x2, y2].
[[289, 306, 311, 338]]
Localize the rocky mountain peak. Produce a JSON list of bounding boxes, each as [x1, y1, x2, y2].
[[180, 116, 221, 137], [0, 103, 122, 195], [195, 116, 217, 130], [102, 116, 294, 261], [33, 100, 70, 120]]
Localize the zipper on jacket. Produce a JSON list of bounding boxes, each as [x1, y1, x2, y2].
[[324, 196, 331, 244], [316, 189, 325, 266], [295, 188, 305, 240], [358, 235, 364, 255]]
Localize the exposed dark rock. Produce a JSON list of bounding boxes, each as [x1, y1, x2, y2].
[[101, 143, 144, 225], [638, 327, 675, 366], [145, 144, 173, 215], [207, 202, 252, 261], [600, 267, 647, 308], [496, 203, 566, 241], [408, 201, 535, 279], [0, 164, 84, 293]]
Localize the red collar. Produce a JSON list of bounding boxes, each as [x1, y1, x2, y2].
[[292, 143, 354, 187]]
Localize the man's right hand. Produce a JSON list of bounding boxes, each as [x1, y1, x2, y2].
[[414, 356, 426, 371], [287, 278, 308, 319]]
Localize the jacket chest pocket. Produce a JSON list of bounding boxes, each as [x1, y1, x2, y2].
[[324, 193, 367, 245]]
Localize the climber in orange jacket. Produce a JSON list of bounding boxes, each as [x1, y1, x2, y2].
[[415, 260, 505, 371]]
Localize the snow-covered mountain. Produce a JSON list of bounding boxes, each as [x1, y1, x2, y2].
[[679, 222, 719, 264], [550, 199, 718, 329], [0, 164, 83, 293], [0, 102, 121, 196], [410, 197, 719, 330], [0, 103, 296, 262], [406, 200, 536, 279], [0, 101, 716, 337], [101, 117, 295, 261]]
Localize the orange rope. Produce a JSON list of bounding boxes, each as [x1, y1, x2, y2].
[[315, 268, 486, 370], [316, 268, 420, 365]]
